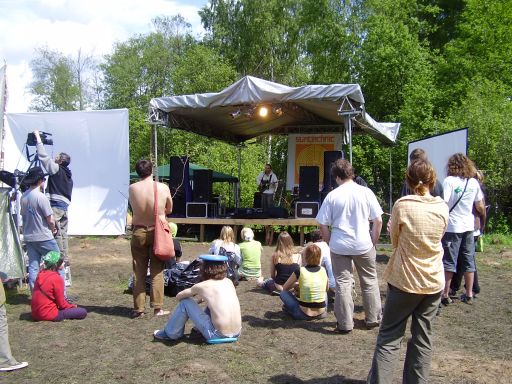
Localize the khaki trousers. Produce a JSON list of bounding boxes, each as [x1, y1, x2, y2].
[[331, 247, 382, 331], [131, 227, 165, 312]]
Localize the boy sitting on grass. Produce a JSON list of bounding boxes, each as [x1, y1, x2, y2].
[[153, 255, 242, 342]]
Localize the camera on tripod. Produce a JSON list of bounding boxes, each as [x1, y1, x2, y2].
[[27, 131, 53, 146]]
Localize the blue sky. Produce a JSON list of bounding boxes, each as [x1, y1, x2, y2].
[[0, 0, 208, 112]]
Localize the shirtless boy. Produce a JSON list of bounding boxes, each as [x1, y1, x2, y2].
[[129, 159, 173, 318], [153, 255, 242, 342]]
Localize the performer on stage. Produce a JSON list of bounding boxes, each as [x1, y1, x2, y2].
[[256, 164, 278, 210]]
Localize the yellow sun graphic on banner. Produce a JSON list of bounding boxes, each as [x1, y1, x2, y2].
[[295, 144, 332, 184]]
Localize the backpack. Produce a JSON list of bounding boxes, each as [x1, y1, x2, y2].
[[218, 246, 240, 286]]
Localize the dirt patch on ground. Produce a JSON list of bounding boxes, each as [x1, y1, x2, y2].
[[4, 236, 512, 383]]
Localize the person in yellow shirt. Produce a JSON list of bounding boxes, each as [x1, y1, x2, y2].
[[367, 159, 448, 384]]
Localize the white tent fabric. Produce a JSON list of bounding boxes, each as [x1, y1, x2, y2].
[[4, 109, 129, 235], [149, 76, 400, 145]]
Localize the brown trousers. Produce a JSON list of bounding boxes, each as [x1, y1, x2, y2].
[[131, 227, 165, 312]]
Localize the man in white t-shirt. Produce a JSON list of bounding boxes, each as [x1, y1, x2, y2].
[[441, 153, 486, 306], [256, 164, 278, 210], [316, 159, 383, 334]]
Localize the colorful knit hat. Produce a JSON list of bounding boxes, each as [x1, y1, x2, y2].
[[42, 251, 61, 269]]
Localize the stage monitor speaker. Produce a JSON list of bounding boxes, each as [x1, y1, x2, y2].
[[193, 169, 213, 202], [299, 166, 319, 202], [295, 202, 319, 219], [169, 156, 191, 217], [266, 206, 289, 219], [186, 202, 216, 218], [322, 150, 344, 192]]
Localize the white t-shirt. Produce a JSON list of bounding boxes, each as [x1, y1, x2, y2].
[[316, 181, 383, 255], [443, 176, 483, 233], [256, 171, 278, 194]]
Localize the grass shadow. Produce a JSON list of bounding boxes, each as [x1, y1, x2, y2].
[[6, 292, 31, 305], [376, 253, 390, 264], [243, 313, 338, 335], [19, 312, 34, 321], [81, 305, 136, 318], [268, 373, 365, 383]]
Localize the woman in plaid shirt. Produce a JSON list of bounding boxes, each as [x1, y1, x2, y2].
[[367, 159, 449, 384]]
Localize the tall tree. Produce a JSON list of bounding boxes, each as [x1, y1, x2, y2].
[[101, 15, 195, 165], [200, 0, 308, 85], [29, 47, 80, 111], [29, 47, 97, 111]]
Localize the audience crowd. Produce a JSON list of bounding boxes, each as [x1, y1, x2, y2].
[[1, 152, 487, 381]]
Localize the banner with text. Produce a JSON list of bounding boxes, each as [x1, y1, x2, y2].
[[286, 134, 343, 191]]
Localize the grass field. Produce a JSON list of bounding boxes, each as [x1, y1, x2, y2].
[[3, 235, 512, 383]]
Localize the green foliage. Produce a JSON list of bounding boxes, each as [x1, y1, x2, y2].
[[29, 47, 81, 111], [200, 0, 309, 84]]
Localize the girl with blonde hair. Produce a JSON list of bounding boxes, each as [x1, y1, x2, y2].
[[258, 231, 301, 293]]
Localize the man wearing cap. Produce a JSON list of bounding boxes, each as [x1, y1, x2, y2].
[[20, 166, 60, 291], [34, 130, 73, 266]]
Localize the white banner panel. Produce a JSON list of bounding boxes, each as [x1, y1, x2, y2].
[[287, 134, 343, 191], [407, 128, 468, 180], [4, 109, 129, 235]]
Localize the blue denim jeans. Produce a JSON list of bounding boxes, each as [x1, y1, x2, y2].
[[162, 298, 239, 340], [26, 239, 62, 291], [280, 291, 310, 320]]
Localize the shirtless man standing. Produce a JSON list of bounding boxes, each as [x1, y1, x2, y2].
[[129, 159, 173, 318], [153, 255, 242, 342]]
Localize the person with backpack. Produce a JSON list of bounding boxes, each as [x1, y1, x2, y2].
[[209, 226, 241, 285]]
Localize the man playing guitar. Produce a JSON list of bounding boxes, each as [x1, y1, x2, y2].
[[256, 164, 279, 210]]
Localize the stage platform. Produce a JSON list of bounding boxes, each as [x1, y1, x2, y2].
[[167, 217, 318, 245]]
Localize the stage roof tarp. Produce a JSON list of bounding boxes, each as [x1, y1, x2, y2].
[[149, 76, 400, 145], [130, 163, 238, 183]]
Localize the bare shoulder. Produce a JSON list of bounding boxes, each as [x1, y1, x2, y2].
[[157, 182, 171, 193]]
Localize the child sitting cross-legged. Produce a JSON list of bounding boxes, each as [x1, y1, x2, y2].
[[31, 251, 87, 322], [153, 255, 242, 343], [279, 243, 328, 320]]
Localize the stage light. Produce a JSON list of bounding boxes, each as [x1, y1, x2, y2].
[[272, 105, 283, 117], [258, 106, 269, 118], [230, 109, 241, 119]]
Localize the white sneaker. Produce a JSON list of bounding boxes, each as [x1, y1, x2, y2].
[[0, 361, 29, 372]]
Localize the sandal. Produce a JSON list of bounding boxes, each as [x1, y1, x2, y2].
[[154, 309, 170, 317]]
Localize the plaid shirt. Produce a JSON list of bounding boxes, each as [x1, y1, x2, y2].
[[384, 195, 449, 294]]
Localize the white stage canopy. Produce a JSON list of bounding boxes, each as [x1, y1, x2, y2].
[[149, 76, 400, 146], [4, 109, 129, 235]]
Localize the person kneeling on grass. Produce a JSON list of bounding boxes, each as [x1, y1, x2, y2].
[[153, 255, 241, 343], [31, 251, 87, 322], [280, 243, 328, 320]]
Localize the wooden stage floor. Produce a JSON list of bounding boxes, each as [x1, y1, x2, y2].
[[167, 217, 318, 245]]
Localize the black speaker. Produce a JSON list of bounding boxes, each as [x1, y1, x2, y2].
[[169, 156, 191, 217], [299, 166, 319, 202], [186, 202, 216, 218], [266, 206, 289, 218], [322, 150, 344, 192], [295, 202, 319, 218], [193, 169, 213, 202]]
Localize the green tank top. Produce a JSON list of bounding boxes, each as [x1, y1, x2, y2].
[[239, 240, 262, 270], [298, 266, 327, 304]]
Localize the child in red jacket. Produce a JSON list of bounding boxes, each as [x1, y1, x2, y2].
[[31, 251, 87, 322]]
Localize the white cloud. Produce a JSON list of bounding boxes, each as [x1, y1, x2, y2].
[[0, 0, 207, 112]]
